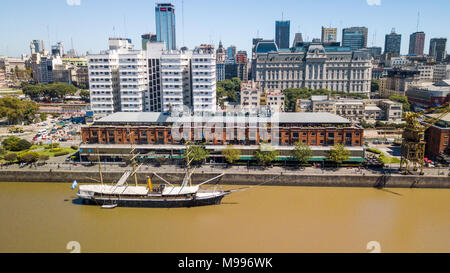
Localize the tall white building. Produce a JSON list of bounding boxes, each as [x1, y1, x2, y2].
[[88, 38, 137, 115], [160, 49, 193, 112], [88, 49, 120, 115], [191, 47, 217, 112], [119, 50, 148, 112], [89, 39, 218, 115]]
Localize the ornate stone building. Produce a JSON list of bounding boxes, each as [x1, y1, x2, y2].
[[254, 43, 372, 94]]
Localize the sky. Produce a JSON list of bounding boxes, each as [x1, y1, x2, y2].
[[0, 0, 449, 57]]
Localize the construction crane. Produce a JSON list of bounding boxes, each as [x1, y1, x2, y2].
[[399, 102, 450, 175]]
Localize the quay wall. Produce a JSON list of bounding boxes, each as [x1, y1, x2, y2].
[[0, 170, 449, 189]]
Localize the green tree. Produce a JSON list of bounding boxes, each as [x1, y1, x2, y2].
[[389, 94, 410, 112], [222, 145, 241, 164], [292, 142, 312, 165], [79, 89, 90, 101], [328, 144, 350, 166], [18, 151, 39, 163], [4, 153, 17, 163], [184, 145, 210, 165], [23, 83, 44, 99], [2, 136, 31, 151], [38, 154, 50, 164], [40, 112, 48, 122], [0, 97, 39, 124], [253, 144, 278, 167], [371, 79, 380, 93]]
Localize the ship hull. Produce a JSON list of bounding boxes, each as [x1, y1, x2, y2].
[[79, 193, 229, 208]]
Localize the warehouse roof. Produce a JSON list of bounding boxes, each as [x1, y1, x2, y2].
[[95, 112, 351, 125]]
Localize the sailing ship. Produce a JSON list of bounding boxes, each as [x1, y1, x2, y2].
[[77, 143, 234, 208]]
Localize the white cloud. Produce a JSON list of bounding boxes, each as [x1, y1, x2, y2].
[[66, 0, 81, 6], [366, 0, 381, 6]]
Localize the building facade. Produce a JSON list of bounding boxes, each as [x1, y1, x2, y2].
[[191, 47, 217, 113], [240, 81, 260, 110], [254, 43, 372, 94], [155, 3, 176, 50], [145, 41, 165, 112], [0, 68, 6, 87], [265, 90, 285, 112], [406, 80, 450, 110], [384, 29, 401, 55], [409, 32, 425, 56], [30, 40, 45, 54], [236, 51, 248, 81], [321, 27, 337, 43], [275, 20, 290, 49], [296, 96, 402, 122], [425, 113, 450, 160], [342, 27, 368, 51], [429, 38, 447, 62], [141, 33, 157, 50], [160, 49, 192, 112], [80, 111, 364, 162], [216, 41, 226, 82]]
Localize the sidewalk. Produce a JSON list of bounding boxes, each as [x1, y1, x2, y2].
[[1, 161, 448, 177]]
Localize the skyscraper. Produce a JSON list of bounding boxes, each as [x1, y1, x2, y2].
[[275, 20, 290, 49], [155, 3, 176, 50], [342, 27, 368, 51], [429, 38, 447, 62], [384, 29, 401, 55], [321, 27, 337, 43], [408, 32, 425, 56]]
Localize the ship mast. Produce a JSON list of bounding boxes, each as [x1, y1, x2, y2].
[[128, 128, 138, 187], [97, 148, 103, 185]]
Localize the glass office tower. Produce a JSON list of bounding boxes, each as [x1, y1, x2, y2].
[[342, 27, 368, 51], [155, 3, 176, 50], [275, 20, 290, 49]]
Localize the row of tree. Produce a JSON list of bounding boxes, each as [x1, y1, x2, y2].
[[22, 82, 78, 101], [184, 143, 351, 167]]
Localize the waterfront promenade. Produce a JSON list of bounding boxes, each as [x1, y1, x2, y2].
[[1, 161, 449, 188]]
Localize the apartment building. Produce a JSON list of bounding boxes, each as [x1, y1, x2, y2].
[[433, 64, 450, 82], [87, 38, 129, 115], [192, 47, 217, 113], [240, 81, 260, 110], [118, 49, 148, 112], [265, 89, 285, 112], [160, 49, 193, 112]]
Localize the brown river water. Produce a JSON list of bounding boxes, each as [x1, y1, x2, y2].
[[0, 182, 449, 253]]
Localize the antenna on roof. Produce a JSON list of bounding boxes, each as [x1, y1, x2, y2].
[[123, 15, 127, 38], [182, 0, 185, 46], [416, 10, 420, 32]]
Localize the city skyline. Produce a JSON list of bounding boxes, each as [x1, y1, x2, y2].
[[0, 0, 449, 57]]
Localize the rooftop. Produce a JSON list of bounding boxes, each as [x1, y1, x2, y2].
[[94, 112, 352, 125]]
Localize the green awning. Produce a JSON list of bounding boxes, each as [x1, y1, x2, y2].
[[344, 157, 365, 163]]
